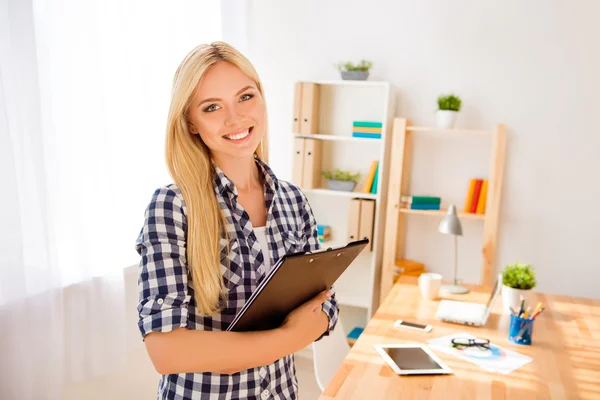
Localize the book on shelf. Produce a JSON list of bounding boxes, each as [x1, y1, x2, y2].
[[347, 326, 364, 345], [470, 179, 483, 213], [476, 180, 488, 214], [317, 225, 331, 243], [352, 132, 381, 139], [464, 178, 488, 214], [370, 163, 379, 194], [393, 259, 426, 282], [464, 179, 477, 212], [352, 121, 382, 128], [362, 161, 379, 193], [352, 126, 381, 133], [406, 203, 441, 210], [400, 195, 441, 205]]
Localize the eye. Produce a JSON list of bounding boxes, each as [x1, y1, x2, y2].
[[203, 104, 220, 113], [240, 93, 254, 102]]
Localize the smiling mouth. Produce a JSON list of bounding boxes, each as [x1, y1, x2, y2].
[[223, 127, 254, 142]]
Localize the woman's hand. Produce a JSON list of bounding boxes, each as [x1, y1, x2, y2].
[[280, 290, 332, 350]]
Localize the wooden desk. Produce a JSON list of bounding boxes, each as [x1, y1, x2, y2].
[[320, 276, 600, 399]]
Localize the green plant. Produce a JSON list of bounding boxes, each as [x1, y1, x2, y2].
[[322, 168, 361, 183], [502, 263, 536, 290], [437, 94, 462, 112], [334, 59, 373, 72]]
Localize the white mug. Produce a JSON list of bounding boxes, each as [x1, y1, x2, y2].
[[418, 273, 442, 300]]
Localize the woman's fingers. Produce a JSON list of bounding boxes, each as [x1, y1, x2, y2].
[[309, 290, 332, 311]]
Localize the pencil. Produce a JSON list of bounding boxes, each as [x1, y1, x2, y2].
[[531, 307, 545, 319]]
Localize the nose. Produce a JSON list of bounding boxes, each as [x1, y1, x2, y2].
[[223, 102, 244, 127]]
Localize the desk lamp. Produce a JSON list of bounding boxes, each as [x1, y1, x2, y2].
[[438, 204, 469, 294]]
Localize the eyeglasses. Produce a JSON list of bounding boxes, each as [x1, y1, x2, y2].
[[451, 337, 490, 350]]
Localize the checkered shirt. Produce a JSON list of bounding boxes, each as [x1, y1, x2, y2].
[[135, 156, 339, 400]]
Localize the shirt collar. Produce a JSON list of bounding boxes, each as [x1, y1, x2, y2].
[[212, 154, 279, 197]]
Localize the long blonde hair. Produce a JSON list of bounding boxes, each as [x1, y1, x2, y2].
[[165, 41, 269, 316]]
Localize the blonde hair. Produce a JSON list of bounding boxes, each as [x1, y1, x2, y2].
[[165, 41, 269, 316]]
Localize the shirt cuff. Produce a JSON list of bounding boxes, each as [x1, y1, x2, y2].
[[138, 295, 189, 339], [315, 293, 339, 342]]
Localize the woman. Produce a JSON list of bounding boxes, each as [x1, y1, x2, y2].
[[134, 41, 338, 399]]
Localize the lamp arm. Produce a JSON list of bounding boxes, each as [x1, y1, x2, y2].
[[454, 235, 458, 285]]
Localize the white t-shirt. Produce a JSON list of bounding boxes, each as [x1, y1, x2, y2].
[[253, 226, 271, 274]]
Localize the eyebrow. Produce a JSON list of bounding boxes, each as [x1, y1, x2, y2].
[[197, 85, 256, 107]]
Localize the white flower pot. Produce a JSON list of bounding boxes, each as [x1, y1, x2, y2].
[[436, 110, 459, 129], [501, 284, 532, 314]]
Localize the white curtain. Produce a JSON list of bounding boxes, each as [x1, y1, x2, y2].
[[0, 1, 221, 398]]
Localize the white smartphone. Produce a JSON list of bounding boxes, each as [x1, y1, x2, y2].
[[393, 319, 432, 332]]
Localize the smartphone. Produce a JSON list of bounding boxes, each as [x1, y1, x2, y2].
[[393, 319, 432, 333]]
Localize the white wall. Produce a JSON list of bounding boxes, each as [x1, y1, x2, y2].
[[239, 0, 600, 298]]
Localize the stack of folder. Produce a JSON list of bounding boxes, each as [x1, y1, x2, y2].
[[352, 121, 382, 139]]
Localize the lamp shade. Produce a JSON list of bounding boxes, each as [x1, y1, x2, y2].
[[438, 204, 463, 236]]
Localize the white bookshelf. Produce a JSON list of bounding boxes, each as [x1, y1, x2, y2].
[[292, 80, 396, 339]]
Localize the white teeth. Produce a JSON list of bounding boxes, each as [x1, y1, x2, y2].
[[225, 129, 250, 140]]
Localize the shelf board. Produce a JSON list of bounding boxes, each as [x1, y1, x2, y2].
[[407, 126, 491, 135], [314, 80, 390, 88], [304, 188, 377, 200], [293, 133, 382, 143], [399, 206, 485, 220]]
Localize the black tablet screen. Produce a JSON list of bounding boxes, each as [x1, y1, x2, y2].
[[385, 347, 443, 370]]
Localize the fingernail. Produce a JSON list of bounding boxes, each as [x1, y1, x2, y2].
[[326, 290, 332, 297]]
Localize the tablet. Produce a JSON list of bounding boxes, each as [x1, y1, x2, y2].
[[374, 344, 453, 375]]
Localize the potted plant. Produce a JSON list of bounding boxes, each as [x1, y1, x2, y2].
[[322, 168, 361, 192], [501, 262, 537, 314], [436, 93, 462, 129], [334, 60, 373, 81]]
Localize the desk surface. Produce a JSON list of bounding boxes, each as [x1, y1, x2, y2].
[[320, 276, 600, 400]]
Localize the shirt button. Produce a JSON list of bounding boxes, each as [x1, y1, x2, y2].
[[157, 298, 164, 305], [261, 389, 270, 399]]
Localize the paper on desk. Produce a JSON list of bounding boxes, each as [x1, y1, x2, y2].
[[427, 333, 532, 375]]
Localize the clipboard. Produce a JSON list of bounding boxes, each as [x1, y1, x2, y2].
[[226, 239, 369, 332]]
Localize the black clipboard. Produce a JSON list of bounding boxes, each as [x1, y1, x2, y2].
[[226, 239, 369, 332]]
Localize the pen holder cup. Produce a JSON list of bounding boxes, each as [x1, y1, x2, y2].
[[508, 314, 535, 345]]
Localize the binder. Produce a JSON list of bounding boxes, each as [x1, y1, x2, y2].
[[292, 138, 305, 187], [302, 139, 322, 189], [359, 199, 375, 253], [300, 83, 320, 134], [292, 82, 303, 133], [347, 198, 362, 242], [226, 239, 369, 332]]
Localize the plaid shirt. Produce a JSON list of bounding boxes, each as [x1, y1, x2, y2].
[[135, 156, 339, 400]]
